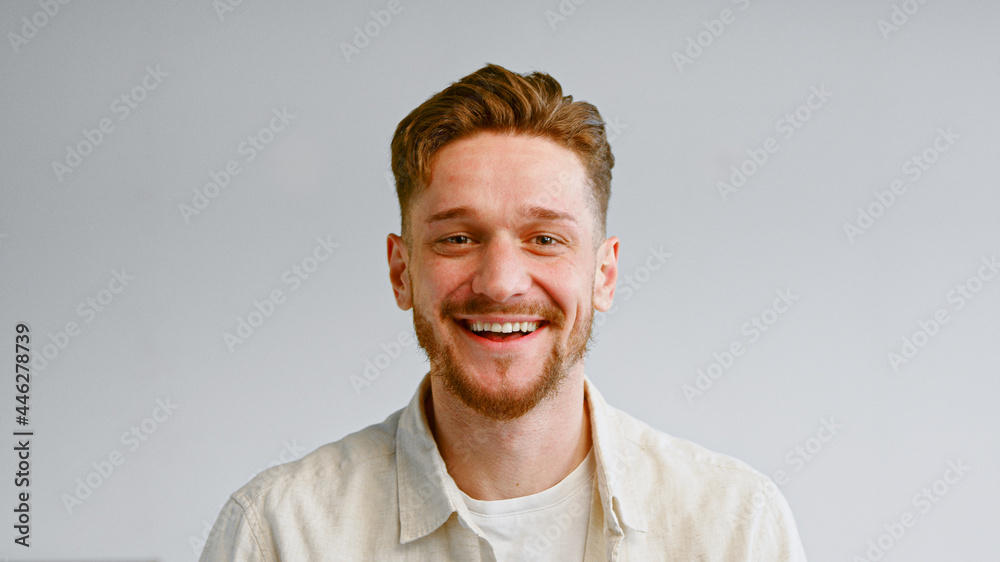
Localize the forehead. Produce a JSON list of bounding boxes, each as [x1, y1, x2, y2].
[[415, 132, 591, 222]]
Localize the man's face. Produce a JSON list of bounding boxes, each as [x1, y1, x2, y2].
[[387, 132, 618, 421]]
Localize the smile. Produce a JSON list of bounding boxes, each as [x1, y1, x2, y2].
[[456, 318, 548, 344]]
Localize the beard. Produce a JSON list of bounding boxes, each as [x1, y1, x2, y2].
[[412, 291, 594, 422]]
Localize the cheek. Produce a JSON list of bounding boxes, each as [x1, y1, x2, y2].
[[538, 263, 593, 314], [414, 258, 468, 305]]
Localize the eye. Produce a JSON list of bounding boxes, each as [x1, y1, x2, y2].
[[444, 235, 472, 244], [534, 235, 556, 245]]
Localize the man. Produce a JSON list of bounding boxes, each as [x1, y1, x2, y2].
[[202, 64, 807, 561]]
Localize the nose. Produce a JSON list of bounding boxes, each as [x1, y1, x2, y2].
[[471, 238, 531, 303]]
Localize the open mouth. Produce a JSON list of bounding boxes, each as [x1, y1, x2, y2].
[[458, 319, 548, 343]]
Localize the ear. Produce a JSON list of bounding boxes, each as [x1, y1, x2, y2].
[[387, 233, 412, 310], [592, 236, 619, 312]]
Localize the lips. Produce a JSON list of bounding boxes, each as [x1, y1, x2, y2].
[[441, 295, 562, 349], [456, 318, 548, 343]]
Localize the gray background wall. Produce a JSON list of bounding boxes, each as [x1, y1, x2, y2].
[[1, 0, 997, 560]]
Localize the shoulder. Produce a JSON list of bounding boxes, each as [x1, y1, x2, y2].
[[608, 406, 807, 559], [621, 405, 762, 479], [201, 409, 408, 559], [601, 403, 806, 557], [601, 401, 783, 515], [588, 381, 768, 492], [229, 408, 403, 509]]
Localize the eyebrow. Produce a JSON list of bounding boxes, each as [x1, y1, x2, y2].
[[425, 206, 579, 226], [426, 207, 473, 225], [521, 206, 578, 224]]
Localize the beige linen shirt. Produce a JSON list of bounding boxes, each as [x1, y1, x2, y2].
[[201, 376, 808, 561]]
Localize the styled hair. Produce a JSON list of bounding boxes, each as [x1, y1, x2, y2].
[[390, 63, 614, 241]]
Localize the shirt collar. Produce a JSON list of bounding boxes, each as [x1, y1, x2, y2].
[[584, 376, 649, 534], [395, 374, 648, 544], [396, 374, 461, 544]]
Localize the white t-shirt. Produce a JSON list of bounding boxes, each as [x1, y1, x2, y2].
[[460, 449, 596, 561]]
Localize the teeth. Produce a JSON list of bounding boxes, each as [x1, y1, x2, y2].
[[468, 320, 540, 334]]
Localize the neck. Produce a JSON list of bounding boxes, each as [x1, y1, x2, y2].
[[426, 369, 592, 501]]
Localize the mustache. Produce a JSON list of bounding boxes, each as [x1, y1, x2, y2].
[[439, 295, 565, 328]]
